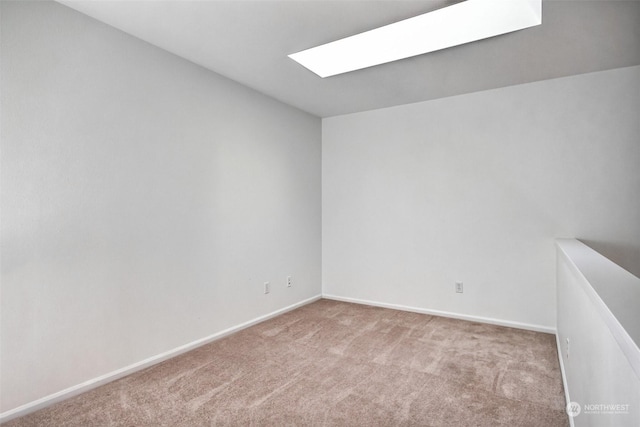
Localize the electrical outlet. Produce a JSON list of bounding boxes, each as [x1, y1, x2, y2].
[[287, 276, 292, 287], [455, 281, 463, 293], [264, 281, 270, 294]]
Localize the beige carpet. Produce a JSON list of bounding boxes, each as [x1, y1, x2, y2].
[[4, 299, 568, 426]]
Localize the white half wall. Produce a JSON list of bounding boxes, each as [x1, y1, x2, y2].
[[1, 1, 321, 414], [322, 65, 640, 330], [556, 239, 639, 426]]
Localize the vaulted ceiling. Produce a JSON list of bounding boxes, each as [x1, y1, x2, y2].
[[59, 0, 640, 117]]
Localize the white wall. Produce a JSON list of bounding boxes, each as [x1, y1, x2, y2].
[[323, 65, 640, 330], [556, 239, 639, 427], [1, 1, 321, 413]]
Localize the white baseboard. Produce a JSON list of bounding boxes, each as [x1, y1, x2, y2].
[[555, 333, 574, 427], [0, 294, 322, 424], [322, 294, 556, 334]]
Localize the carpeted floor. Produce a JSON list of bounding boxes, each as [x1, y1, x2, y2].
[[4, 299, 569, 426]]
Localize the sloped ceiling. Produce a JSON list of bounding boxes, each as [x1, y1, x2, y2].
[[59, 0, 640, 117]]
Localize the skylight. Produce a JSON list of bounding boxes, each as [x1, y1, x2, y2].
[[288, 0, 542, 78]]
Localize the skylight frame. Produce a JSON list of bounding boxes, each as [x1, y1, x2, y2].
[[289, 0, 542, 78]]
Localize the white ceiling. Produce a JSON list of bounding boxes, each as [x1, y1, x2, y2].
[[59, 0, 640, 118]]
